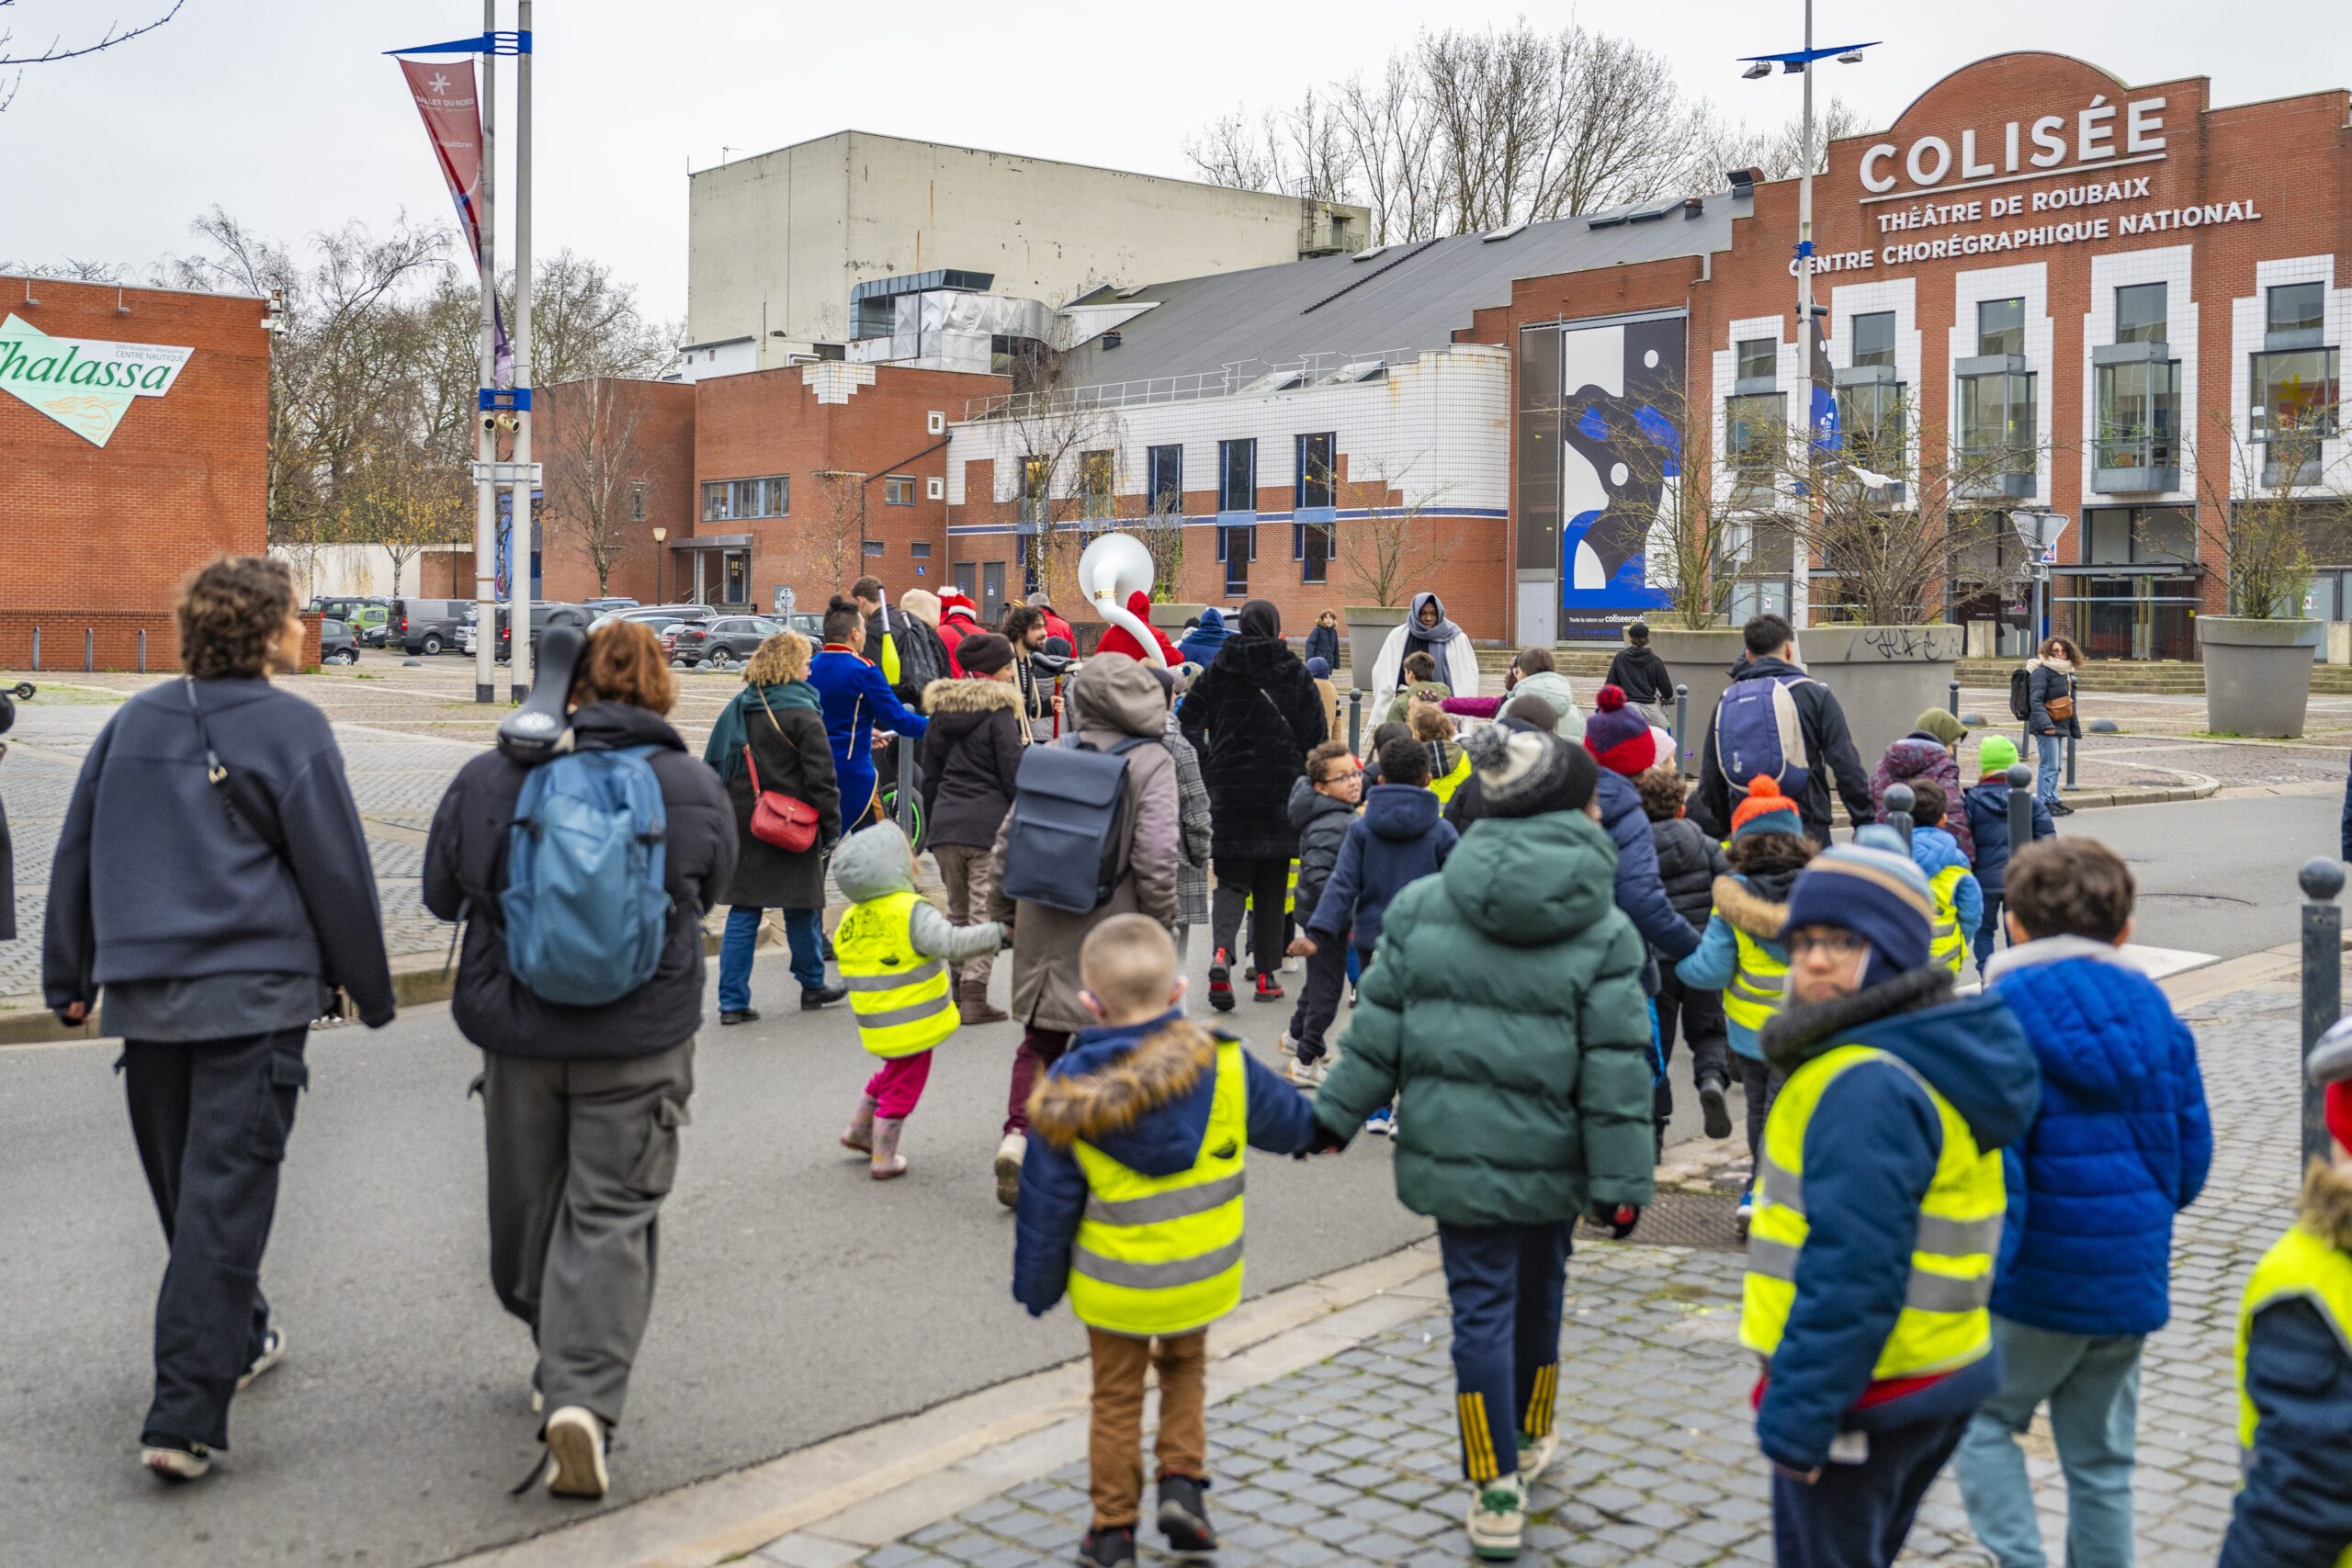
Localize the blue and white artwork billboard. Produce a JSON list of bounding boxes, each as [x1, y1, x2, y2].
[[1555, 314, 1684, 639]]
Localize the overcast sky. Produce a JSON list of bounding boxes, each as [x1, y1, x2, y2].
[[6, 0, 2346, 326]]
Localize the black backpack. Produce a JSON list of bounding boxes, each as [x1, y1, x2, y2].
[[2007, 666, 2033, 722], [997, 735, 1155, 914]]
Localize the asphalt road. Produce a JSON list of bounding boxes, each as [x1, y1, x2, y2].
[[2043, 788, 2339, 959]]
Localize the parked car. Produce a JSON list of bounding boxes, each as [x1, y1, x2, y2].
[[392, 597, 468, 655], [582, 596, 640, 612], [670, 615, 786, 669], [319, 618, 360, 665], [345, 604, 390, 647], [458, 603, 592, 661]]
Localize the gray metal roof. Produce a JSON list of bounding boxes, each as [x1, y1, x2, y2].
[[1057, 188, 1747, 389]]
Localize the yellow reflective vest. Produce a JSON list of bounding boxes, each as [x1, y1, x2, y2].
[[1928, 864, 1970, 975], [2236, 1221, 2352, 1537], [1429, 747, 1473, 806], [1740, 1044, 2004, 1382], [1724, 925, 1792, 1034], [1068, 1038, 1249, 1337], [835, 888, 956, 1057]]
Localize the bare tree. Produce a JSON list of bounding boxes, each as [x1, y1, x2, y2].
[[341, 417, 470, 593], [543, 378, 671, 596], [808, 470, 868, 599], [1700, 97, 1869, 183], [503, 251, 678, 385], [1128, 493, 1188, 603], [0, 0, 183, 112], [1614, 384, 1744, 629], [2188, 403, 2346, 617], [1334, 456, 1449, 608]]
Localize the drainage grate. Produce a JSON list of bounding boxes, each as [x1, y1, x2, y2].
[[1578, 1190, 1745, 1252]]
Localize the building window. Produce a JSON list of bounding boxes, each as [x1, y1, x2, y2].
[[862, 540, 886, 557], [883, 475, 916, 506], [1838, 382, 1904, 477], [1849, 312, 1895, 370], [1295, 432, 1336, 509], [1725, 392, 1783, 505], [1958, 370, 2038, 481], [1218, 524, 1253, 594], [1079, 449, 1114, 521], [1147, 444, 1183, 514], [1218, 438, 1257, 513], [910, 541, 932, 558], [1977, 298, 2025, 358], [2251, 347, 2340, 484], [2116, 283, 2167, 344], [630, 480, 646, 522], [1295, 519, 1334, 583], [2094, 358, 2180, 478], [1735, 338, 1777, 383], [2270, 282, 2325, 336], [703, 475, 788, 521], [1019, 455, 1051, 525]]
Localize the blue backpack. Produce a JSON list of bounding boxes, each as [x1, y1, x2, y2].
[[1714, 673, 1816, 801], [502, 744, 673, 1005]]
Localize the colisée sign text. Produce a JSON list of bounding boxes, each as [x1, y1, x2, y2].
[[1859, 93, 2167, 200]]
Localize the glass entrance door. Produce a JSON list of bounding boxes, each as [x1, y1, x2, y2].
[[2057, 577, 2198, 660]]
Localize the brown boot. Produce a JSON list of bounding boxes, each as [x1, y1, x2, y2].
[[958, 978, 1009, 1025]]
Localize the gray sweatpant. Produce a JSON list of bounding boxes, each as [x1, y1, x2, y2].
[[479, 1040, 695, 1429]]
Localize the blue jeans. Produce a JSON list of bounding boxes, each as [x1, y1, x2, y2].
[[2035, 730, 2065, 805], [1952, 1317, 2142, 1568], [718, 906, 827, 1012]]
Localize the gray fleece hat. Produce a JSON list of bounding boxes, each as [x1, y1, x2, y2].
[[1460, 723, 1596, 818]]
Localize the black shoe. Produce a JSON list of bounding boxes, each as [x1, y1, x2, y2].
[[1158, 1474, 1216, 1554], [801, 984, 847, 1010], [1079, 1525, 1138, 1568], [719, 1009, 760, 1026], [1207, 948, 1235, 1013], [1699, 1081, 1733, 1140], [2047, 799, 2076, 817]]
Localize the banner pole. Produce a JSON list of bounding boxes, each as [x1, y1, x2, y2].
[[508, 0, 533, 705], [471, 0, 498, 704]]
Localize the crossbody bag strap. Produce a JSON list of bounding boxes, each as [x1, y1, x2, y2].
[[184, 678, 288, 857]]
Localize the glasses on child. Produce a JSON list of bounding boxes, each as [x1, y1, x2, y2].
[[1322, 769, 1364, 784], [1788, 929, 1868, 960]]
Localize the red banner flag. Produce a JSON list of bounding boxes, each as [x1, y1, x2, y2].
[[398, 56, 511, 382]]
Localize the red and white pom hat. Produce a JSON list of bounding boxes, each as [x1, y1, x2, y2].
[[1581, 684, 1659, 776], [936, 585, 978, 622]]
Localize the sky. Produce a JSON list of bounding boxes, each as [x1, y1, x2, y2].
[[6, 0, 2347, 327]]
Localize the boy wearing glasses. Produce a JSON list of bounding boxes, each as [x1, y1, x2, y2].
[[1281, 739, 1363, 1086], [1740, 829, 2041, 1568]]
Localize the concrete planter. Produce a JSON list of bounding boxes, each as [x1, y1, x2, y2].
[[1793, 624, 1967, 770], [2199, 616, 2318, 738], [1342, 605, 1410, 695], [1649, 626, 1747, 775]]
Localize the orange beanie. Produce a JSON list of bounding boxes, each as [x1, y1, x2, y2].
[[1730, 775, 1805, 838]]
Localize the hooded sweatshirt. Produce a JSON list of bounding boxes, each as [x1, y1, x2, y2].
[[1752, 969, 2041, 1471], [1962, 780, 2055, 898], [831, 821, 1002, 969], [1011, 1010, 1317, 1316], [1906, 823, 1984, 958], [1176, 607, 1232, 667], [1288, 773, 1357, 921], [1093, 590, 1182, 666], [1306, 783, 1457, 953], [1871, 734, 1975, 861], [1310, 808, 1655, 1225]]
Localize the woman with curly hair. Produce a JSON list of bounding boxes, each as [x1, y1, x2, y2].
[[43, 555, 397, 1483]]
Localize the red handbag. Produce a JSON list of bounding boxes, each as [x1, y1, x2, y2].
[[742, 743, 820, 852]]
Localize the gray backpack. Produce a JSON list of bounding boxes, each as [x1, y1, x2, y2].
[[998, 735, 1153, 914]]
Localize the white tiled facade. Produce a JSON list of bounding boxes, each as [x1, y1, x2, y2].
[[2228, 254, 2352, 496], [1830, 276, 1926, 479], [1947, 263, 2055, 502], [2078, 245, 2198, 511]]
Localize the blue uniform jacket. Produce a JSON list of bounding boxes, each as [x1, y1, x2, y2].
[[1754, 971, 2041, 1472], [1962, 781, 2055, 898], [1984, 938, 2211, 1336], [1012, 1010, 1317, 1317], [1306, 784, 1455, 954], [808, 648, 928, 820]]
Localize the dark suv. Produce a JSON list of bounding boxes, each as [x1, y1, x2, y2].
[[391, 597, 468, 656], [671, 615, 786, 669]]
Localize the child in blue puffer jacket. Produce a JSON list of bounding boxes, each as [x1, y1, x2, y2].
[[1951, 838, 2211, 1568], [1897, 781, 1982, 975]]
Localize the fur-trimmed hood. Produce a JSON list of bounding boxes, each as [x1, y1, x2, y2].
[[921, 676, 1020, 716], [2304, 1157, 2352, 1250], [1028, 1012, 1230, 1176], [1714, 874, 1789, 942]]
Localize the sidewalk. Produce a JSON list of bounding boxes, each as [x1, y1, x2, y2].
[[458, 956, 2307, 1568]]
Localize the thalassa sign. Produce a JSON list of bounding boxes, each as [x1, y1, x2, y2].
[[0, 313, 195, 447]]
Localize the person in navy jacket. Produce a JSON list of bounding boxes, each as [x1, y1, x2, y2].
[[1950, 838, 2210, 1568], [807, 593, 927, 828]]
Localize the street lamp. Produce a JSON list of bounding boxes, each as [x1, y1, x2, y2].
[[1736, 10, 1881, 640], [651, 525, 667, 604]]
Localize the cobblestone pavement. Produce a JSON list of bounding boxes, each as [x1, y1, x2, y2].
[[821, 980, 2301, 1568]]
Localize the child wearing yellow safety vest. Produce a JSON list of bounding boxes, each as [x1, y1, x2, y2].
[[832, 822, 1002, 1179], [1012, 914, 1317, 1568], [1740, 829, 2040, 1568], [2219, 1024, 2352, 1567], [1892, 780, 1984, 977], [1674, 775, 1816, 1235]]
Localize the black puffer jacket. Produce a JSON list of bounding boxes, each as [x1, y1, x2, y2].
[[1180, 636, 1329, 860], [919, 676, 1026, 850], [1288, 775, 1356, 918], [1650, 816, 1727, 934], [424, 701, 739, 1059]]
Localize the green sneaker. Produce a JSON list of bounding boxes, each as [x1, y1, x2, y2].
[[1516, 1429, 1557, 1486], [1465, 1476, 1525, 1560]]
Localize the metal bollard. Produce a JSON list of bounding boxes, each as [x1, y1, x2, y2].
[[1673, 682, 1689, 749], [84, 627, 94, 672], [2301, 858, 2346, 1173], [896, 733, 920, 844], [2005, 762, 2036, 857], [2066, 733, 2077, 790], [1949, 680, 1962, 718], [29, 626, 40, 671], [1883, 782, 1915, 850], [1347, 689, 1363, 754], [137, 627, 147, 673]]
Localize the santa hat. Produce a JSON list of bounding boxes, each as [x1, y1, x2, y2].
[[2314, 1018, 2352, 1154], [937, 586, 978, 623], [1581, 685, 1658, 776]]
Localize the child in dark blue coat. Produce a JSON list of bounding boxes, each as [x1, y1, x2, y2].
[[1951, 838, 2210, 1568], [1960, 735, 2055, 973]]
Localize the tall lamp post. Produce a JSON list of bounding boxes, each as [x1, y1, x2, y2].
[[651, 526, 667, 604], [1737, 11, 1879, 639]]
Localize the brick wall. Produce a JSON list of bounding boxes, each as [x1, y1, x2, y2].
[[537, 378, 697, 604]]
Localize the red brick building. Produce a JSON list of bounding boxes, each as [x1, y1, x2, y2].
[[0, 276, 268, 668]]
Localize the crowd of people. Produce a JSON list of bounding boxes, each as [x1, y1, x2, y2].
[[30, 558, 2352, 1568]]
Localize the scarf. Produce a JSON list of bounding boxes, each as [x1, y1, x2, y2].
[[1406, 591, 1462, 645], [703, 680, 820, 784], [1238, 598, 1282, 640]]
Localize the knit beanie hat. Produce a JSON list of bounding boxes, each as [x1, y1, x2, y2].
[[899, 588, 942, 628], [1582, 685, 1657, 775], [1914, 707, 1968, 748], [1731, 775, 1805, 839], [955, 630, 1013, 677], [1306, 655, 1332, 680], [1782, 838, 1936, 984], [1977, 735, 2019, 778], [1463, 722, 1596, 818]]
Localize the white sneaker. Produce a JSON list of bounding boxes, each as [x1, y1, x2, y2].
[[1517, 1430, 1557, 1486], [994, 1132, 1027, 1209], [1276, 1031, 1296, 1057], [542, 1405, 609, 1498], [235, 1326, 286, 1392], [1465, 1476, 1525, 1560], [1286, 1056, 1326, 1088], [1281, 955, 1302, 975], [141, 1442, 211, 1482]]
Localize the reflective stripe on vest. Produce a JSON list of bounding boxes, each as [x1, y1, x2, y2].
[[1739, 1044, 2003, 1382], [1724, 924, 1792, 1033], [1928, 864, 1969, 975], [834, 888, 956, 1057], [2235, 1222, 2352, 1490], [1068, 1038, 1249, 1337], [1429, 749, 1474, 806]]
